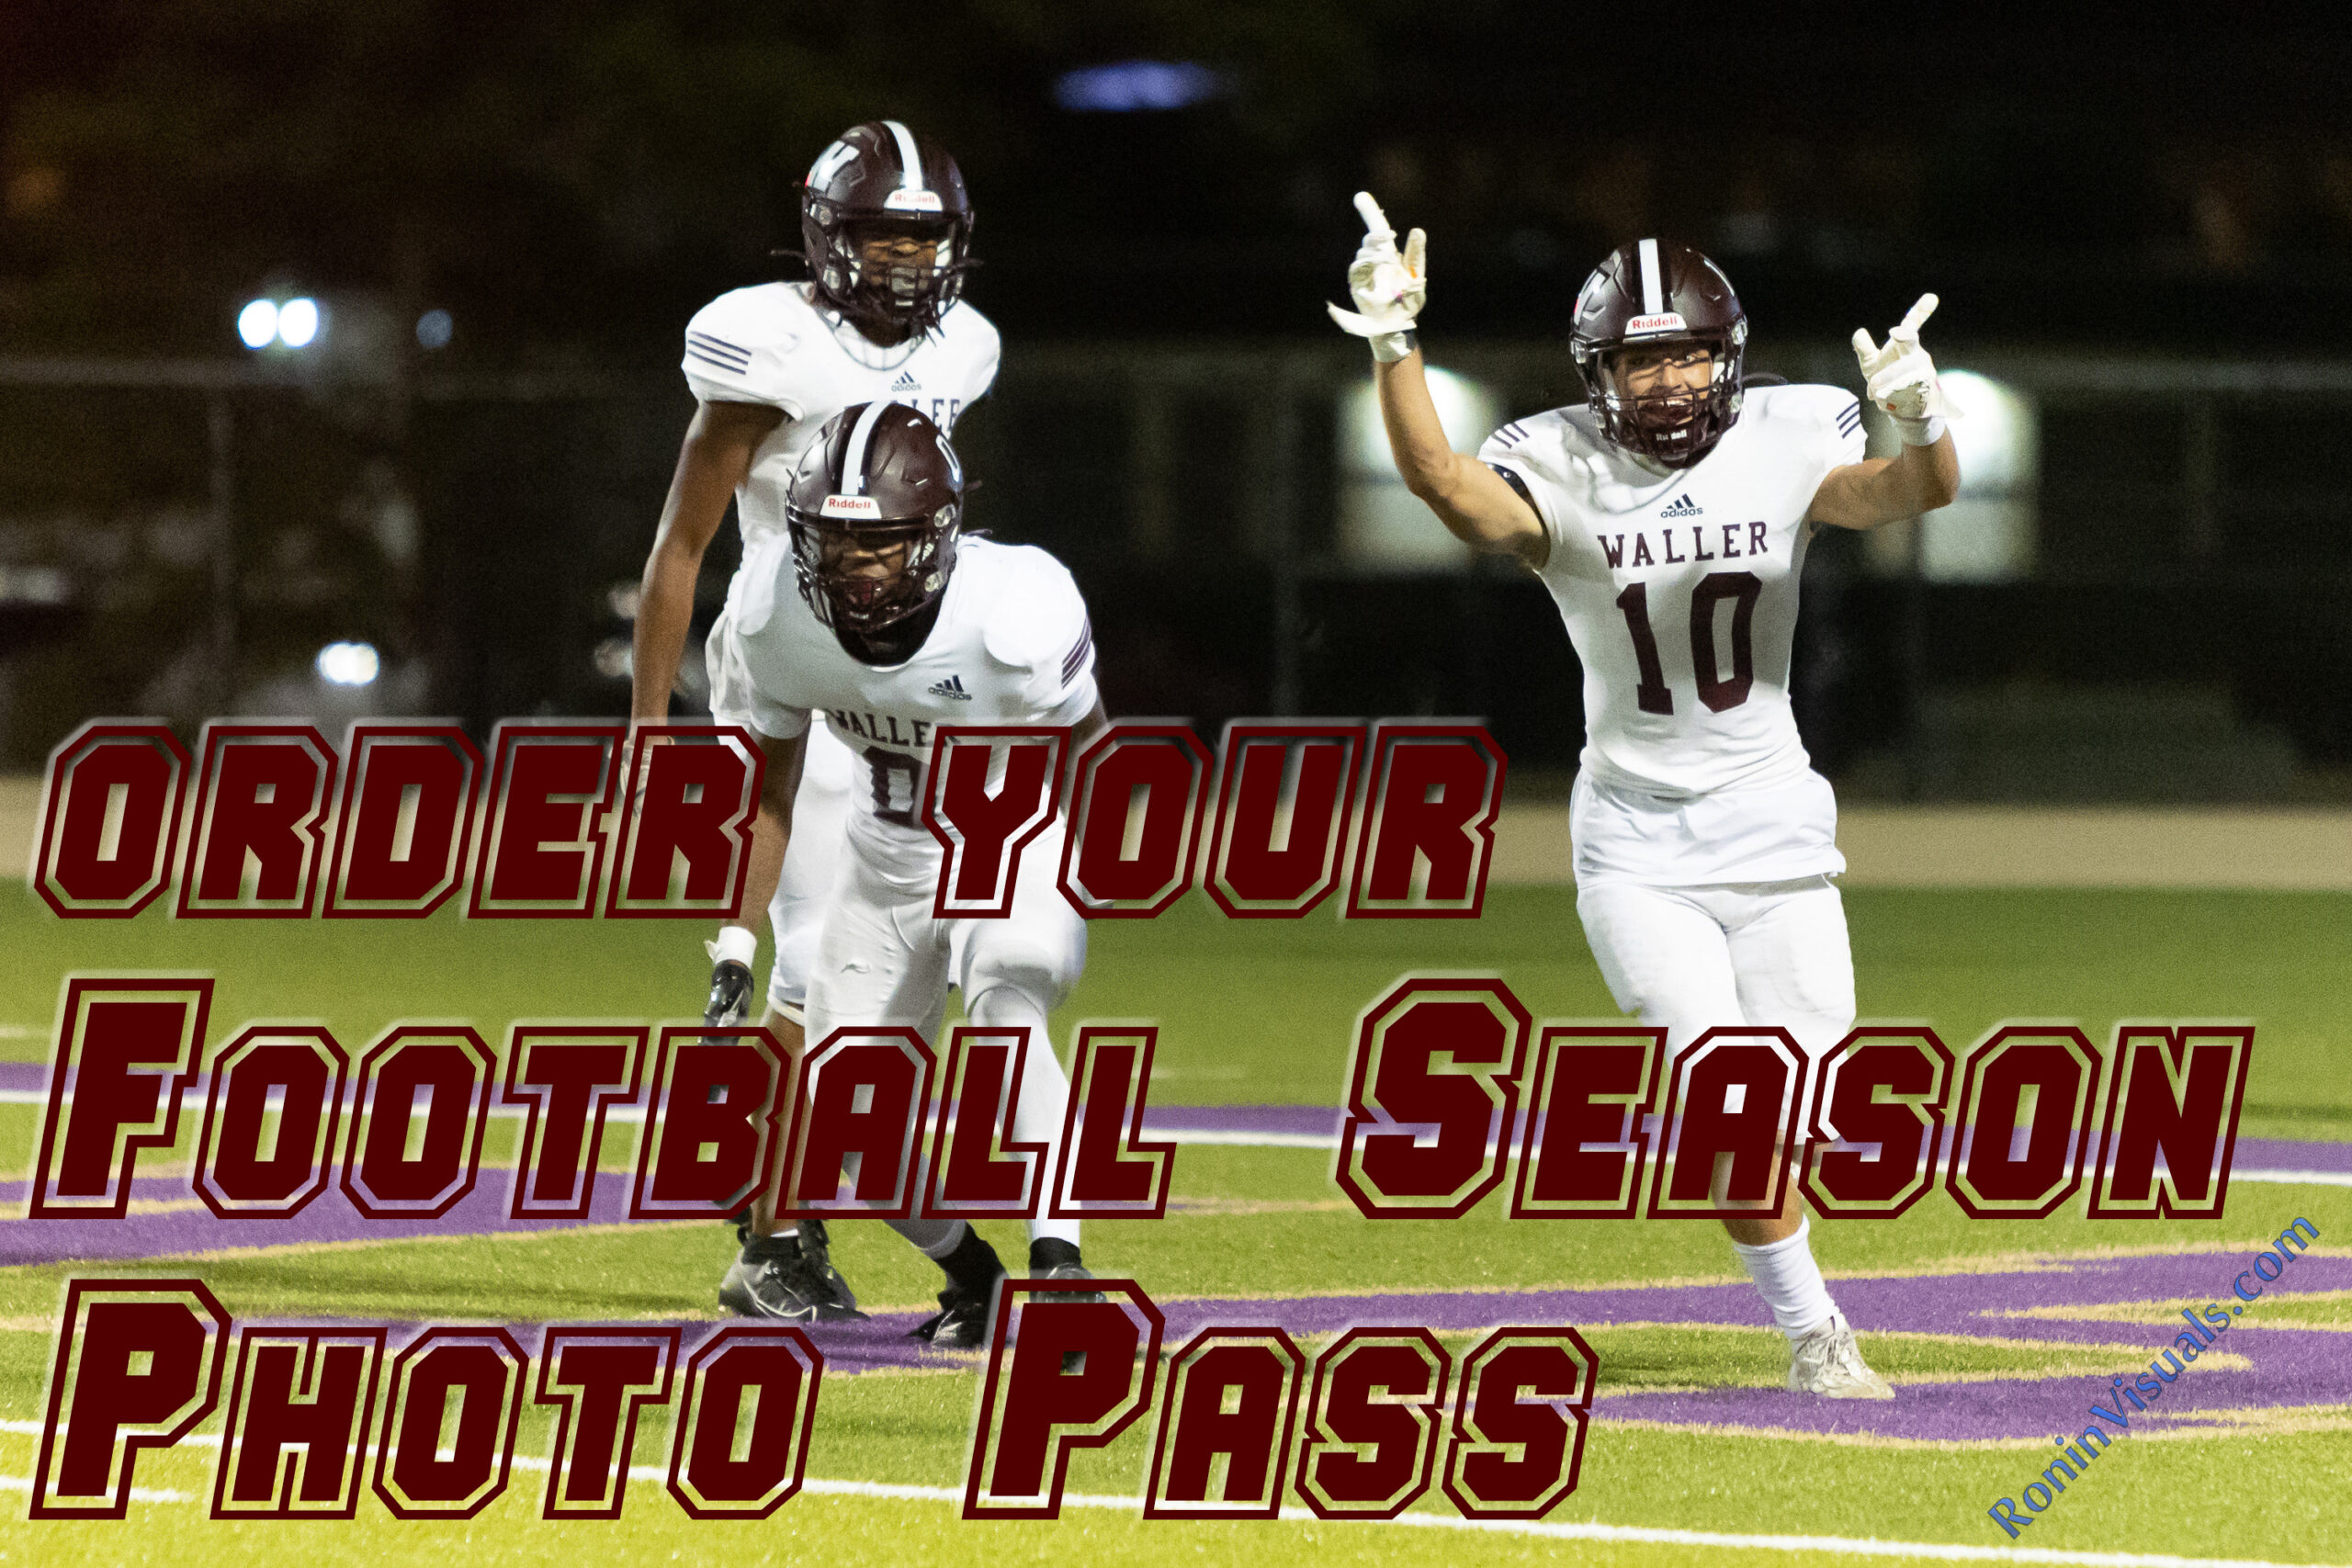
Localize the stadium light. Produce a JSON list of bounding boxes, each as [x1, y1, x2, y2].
[[415, 309, 453, 350], [1338, 367, 1498, 569], [237, 294, 330, 352], [316, 640, 379, 687], [1053, 61, 1225, 112], [277, 297, 322, 348], [1861, 368, 2039, 582], [1939, 371, 2030, 483], [236, 299, 279, 349]]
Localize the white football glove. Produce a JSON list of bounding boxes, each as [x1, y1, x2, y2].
[[1851, 293, 1951, 446], [1327, 191, 1426, 363]]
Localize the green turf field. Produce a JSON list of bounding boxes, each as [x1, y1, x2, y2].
[[4, 884, 2347, 1139], [0, 880, 2346, 1566]]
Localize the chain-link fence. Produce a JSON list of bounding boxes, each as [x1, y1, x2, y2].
[[2, 345, 2346, 799]]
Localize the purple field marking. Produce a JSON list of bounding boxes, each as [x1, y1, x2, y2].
[[1148, 1103, 1347, 1138], [1155, 1254, 2352, 1443], [2147, 1135, 2352, 1175], [0, 1170, 653, 1265], [37, 1255, 2346, 1420], [5, 1127, 2343, 1429], [207, 1314, 964, 1377], [1, 1081, 2345, 1238], [1130, 1102, 2352, 1179], [2, 1061, 2346, 1174], [777, 1253, 2352, 1413]]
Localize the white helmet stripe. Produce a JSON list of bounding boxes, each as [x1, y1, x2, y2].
[[881, 119, 927, 193], [1637, 238, 1664, 316], [840, 400, 894, 496]]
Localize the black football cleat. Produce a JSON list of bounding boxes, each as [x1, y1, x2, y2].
[[1029, 1238, 1105, 1303], [719, 1225, 866, 1323], [1027, 1240, 1107, 1371], [909, 1279, 1000, 1349], [910, 1230, 1009, 1349]]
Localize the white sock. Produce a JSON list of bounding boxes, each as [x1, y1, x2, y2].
[[1731, 1217, 1839, 1341], [967, 984, 1081, 1251]]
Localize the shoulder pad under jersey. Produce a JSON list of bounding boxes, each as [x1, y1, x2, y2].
[[935, 302, 1003, 392], [683, 284, 820, 413], [973, 543, 1092, 704], [1746, 382, 1867, 464], [1477, 406, 1591, 486]]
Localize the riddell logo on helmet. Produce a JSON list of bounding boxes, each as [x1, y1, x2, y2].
[[821, 495, 882, 518], [884, 188, 944, 213], [1625, 312, 1689, 336]]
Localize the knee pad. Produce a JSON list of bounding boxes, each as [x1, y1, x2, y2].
[[960, 931, 1081, 1019], [964, 976, 1057, 1032]]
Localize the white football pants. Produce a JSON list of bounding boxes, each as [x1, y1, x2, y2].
[[765, 725, 854, 1016], [1575, 874, 1857, 1071], [807, 825, 1085, 1250]]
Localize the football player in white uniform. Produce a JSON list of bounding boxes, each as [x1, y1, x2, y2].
[[718, 400, 1105, 1345], [1332, 194, 1959, 1399], [628, 120, 999, 1313]]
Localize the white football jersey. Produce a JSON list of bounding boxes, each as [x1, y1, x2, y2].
[[681, 281, 1001, 544], [1481, 384, 1864, 798], [729, 536, 1099, 890]]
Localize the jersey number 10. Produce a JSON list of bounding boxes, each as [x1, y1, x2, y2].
[[1614, 570, 1762, 716]]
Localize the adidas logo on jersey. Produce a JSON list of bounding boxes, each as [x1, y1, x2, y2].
[[1660, 493, 1704, 518], [928, 673, 973, 701], [891, 370, 922, 393]]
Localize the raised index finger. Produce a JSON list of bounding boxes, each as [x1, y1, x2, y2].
[[1896, 293, 1939, 335], [1352, 190, 1394, 241]]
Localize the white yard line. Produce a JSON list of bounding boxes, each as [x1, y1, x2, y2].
[[793, 1478, 2348, 1566], [0, 1472, 189, 1502], [1154, 1128, 1340, 1148], [0, 1427, 2335, 1566]]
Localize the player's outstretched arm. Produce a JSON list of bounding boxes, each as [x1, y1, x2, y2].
[[1374, 353, 1547, 567], [1807, 437, 1959, 530], [1809, 294, 1962, 530], [1329, 193, 1545, 568], [632, 400, 786, 722]]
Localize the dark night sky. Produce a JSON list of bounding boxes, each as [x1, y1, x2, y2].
[[5, 7, 2352, 355]]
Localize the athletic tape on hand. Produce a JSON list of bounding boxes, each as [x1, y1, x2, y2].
[[707, 926, 757, 969]]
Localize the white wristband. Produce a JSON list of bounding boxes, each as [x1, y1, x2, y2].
[[707, 926, 757, 968], [1894, 413, 1946, 447], [1369, 329, 1417, 364]]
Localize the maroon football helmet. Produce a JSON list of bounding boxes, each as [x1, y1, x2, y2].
[[1568, 239, 1748, 468], [786, 401, 965, 635], [800, 120, 974, 337]]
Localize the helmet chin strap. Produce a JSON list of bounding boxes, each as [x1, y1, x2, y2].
[[831, 594, 944, 668], [1627, 449, 1675, 479]]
